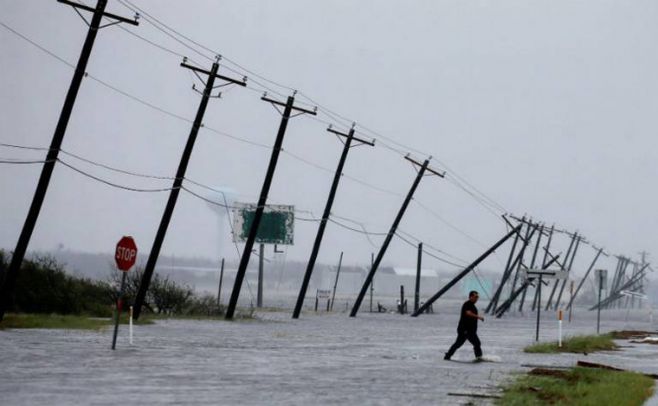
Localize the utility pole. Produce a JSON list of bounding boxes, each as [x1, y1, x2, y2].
[[486, 215, 523, 314], [217, 258, 225, 307], [292, 125, 374, 319], [533, 225, 554, 311], [257, 243, 264, 308], [369, 253, 374, 313], [495, 254, 561, 319], [506, 222, 540, 306], [566, 247, 604, 311], [330, 252, 343, 311], [638, 251, 649, 308], [0, 0, 139, 322], [133, 58, 246, 319], [225, 92, 316, 320], [350, 156, 443, 317], [518, 224, 544, 312], [554, 235, 582, 309], [415, 242, 423, 313], [545, 232, 577, 311]]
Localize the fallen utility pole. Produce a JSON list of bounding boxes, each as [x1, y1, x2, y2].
[[292, 125, 374, 319], [225, 93, 316, 320], [590, 264, 650, 310], [133, 58, 246, 319], [351, 156, 444, 317], [565, 247, 604, 311], [0, 0, 139, 321], [412, 224, 522, 317]]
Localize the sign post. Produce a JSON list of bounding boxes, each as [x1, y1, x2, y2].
[[112, 236, 137, 350], [523, 269, 567, 342]]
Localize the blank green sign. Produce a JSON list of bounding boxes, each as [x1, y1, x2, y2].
[[237, 207, 294, 245]]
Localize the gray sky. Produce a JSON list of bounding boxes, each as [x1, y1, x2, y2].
[[1, 0, 656, 274]]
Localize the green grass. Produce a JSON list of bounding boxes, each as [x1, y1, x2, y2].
[[0, 309, 257, 330], [0, 313, 111, 330], [0, 313, 155, 330], [524, 334, 617, 354], [497, 367, 654, 405]]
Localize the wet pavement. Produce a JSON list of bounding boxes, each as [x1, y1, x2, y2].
[[1, 302, 657, 405]]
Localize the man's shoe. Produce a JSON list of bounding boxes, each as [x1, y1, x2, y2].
[[443, 353, 451, 360], [474, 356, 483, 362]]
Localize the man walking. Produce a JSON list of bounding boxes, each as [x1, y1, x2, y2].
[[444, 290, 484, 361]]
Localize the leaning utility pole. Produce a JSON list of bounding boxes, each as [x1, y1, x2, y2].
[[217, 258, 225, 307], [566, 247, 604, 311], [414, 242, 423, 313], [350, 156, 444, 317], [554, 235, 582, 309], [329, 252, 343, 311], [506, 222, 540, 305], [225, 92, 317, 320], [485, 216, 524, 314], [292, 125, 374, 319], [133, 58, 246, 319], [0, 0, 138, 322], [532, 225, 554, 311], [518, 224, 544, 312], [545, 232, 577, 310], [495, 254, 561, 318]]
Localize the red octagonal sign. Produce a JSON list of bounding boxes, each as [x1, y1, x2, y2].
[[115, 236, 138, 272]]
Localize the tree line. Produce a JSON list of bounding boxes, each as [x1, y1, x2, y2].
[[0, 250, 228, 317]]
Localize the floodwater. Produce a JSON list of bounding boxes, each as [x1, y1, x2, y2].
[[1, 302, 657, 405]]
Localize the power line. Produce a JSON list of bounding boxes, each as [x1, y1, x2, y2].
[[109, 1, 509, 220], [394, 232, 463, 268], [57, 158, 175, 193], [0, 158, 53, 164], [1, 142, 512, 281], [1, 17, 506, 228]]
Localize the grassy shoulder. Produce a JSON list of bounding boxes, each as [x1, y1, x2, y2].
[[0, 309, 257, 330], [0, 313, 157, 331], [0, 313, 112, 330], [497, 366, 654, 405], [524, 334, 617, 354]]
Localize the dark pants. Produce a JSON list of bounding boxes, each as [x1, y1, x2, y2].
[[446, 329, 482, 358]]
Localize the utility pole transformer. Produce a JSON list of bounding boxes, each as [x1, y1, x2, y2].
[[292, 125, 374, 319], [133, 59, 246, 319], [0, 0, 139, 321], [225, 93, 316, 320]]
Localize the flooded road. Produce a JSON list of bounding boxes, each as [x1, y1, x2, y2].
[[1, 303, 656, 405]]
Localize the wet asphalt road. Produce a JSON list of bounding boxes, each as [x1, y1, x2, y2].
[[1, 302, 657, 405]]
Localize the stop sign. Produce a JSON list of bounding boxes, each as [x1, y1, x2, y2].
[[115, 236, 138, 271]]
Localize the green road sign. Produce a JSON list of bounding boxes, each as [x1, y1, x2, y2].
[[232, 203, 294, 245]]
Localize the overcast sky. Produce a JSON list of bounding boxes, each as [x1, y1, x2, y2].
[[1, 0, 656, 275]]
